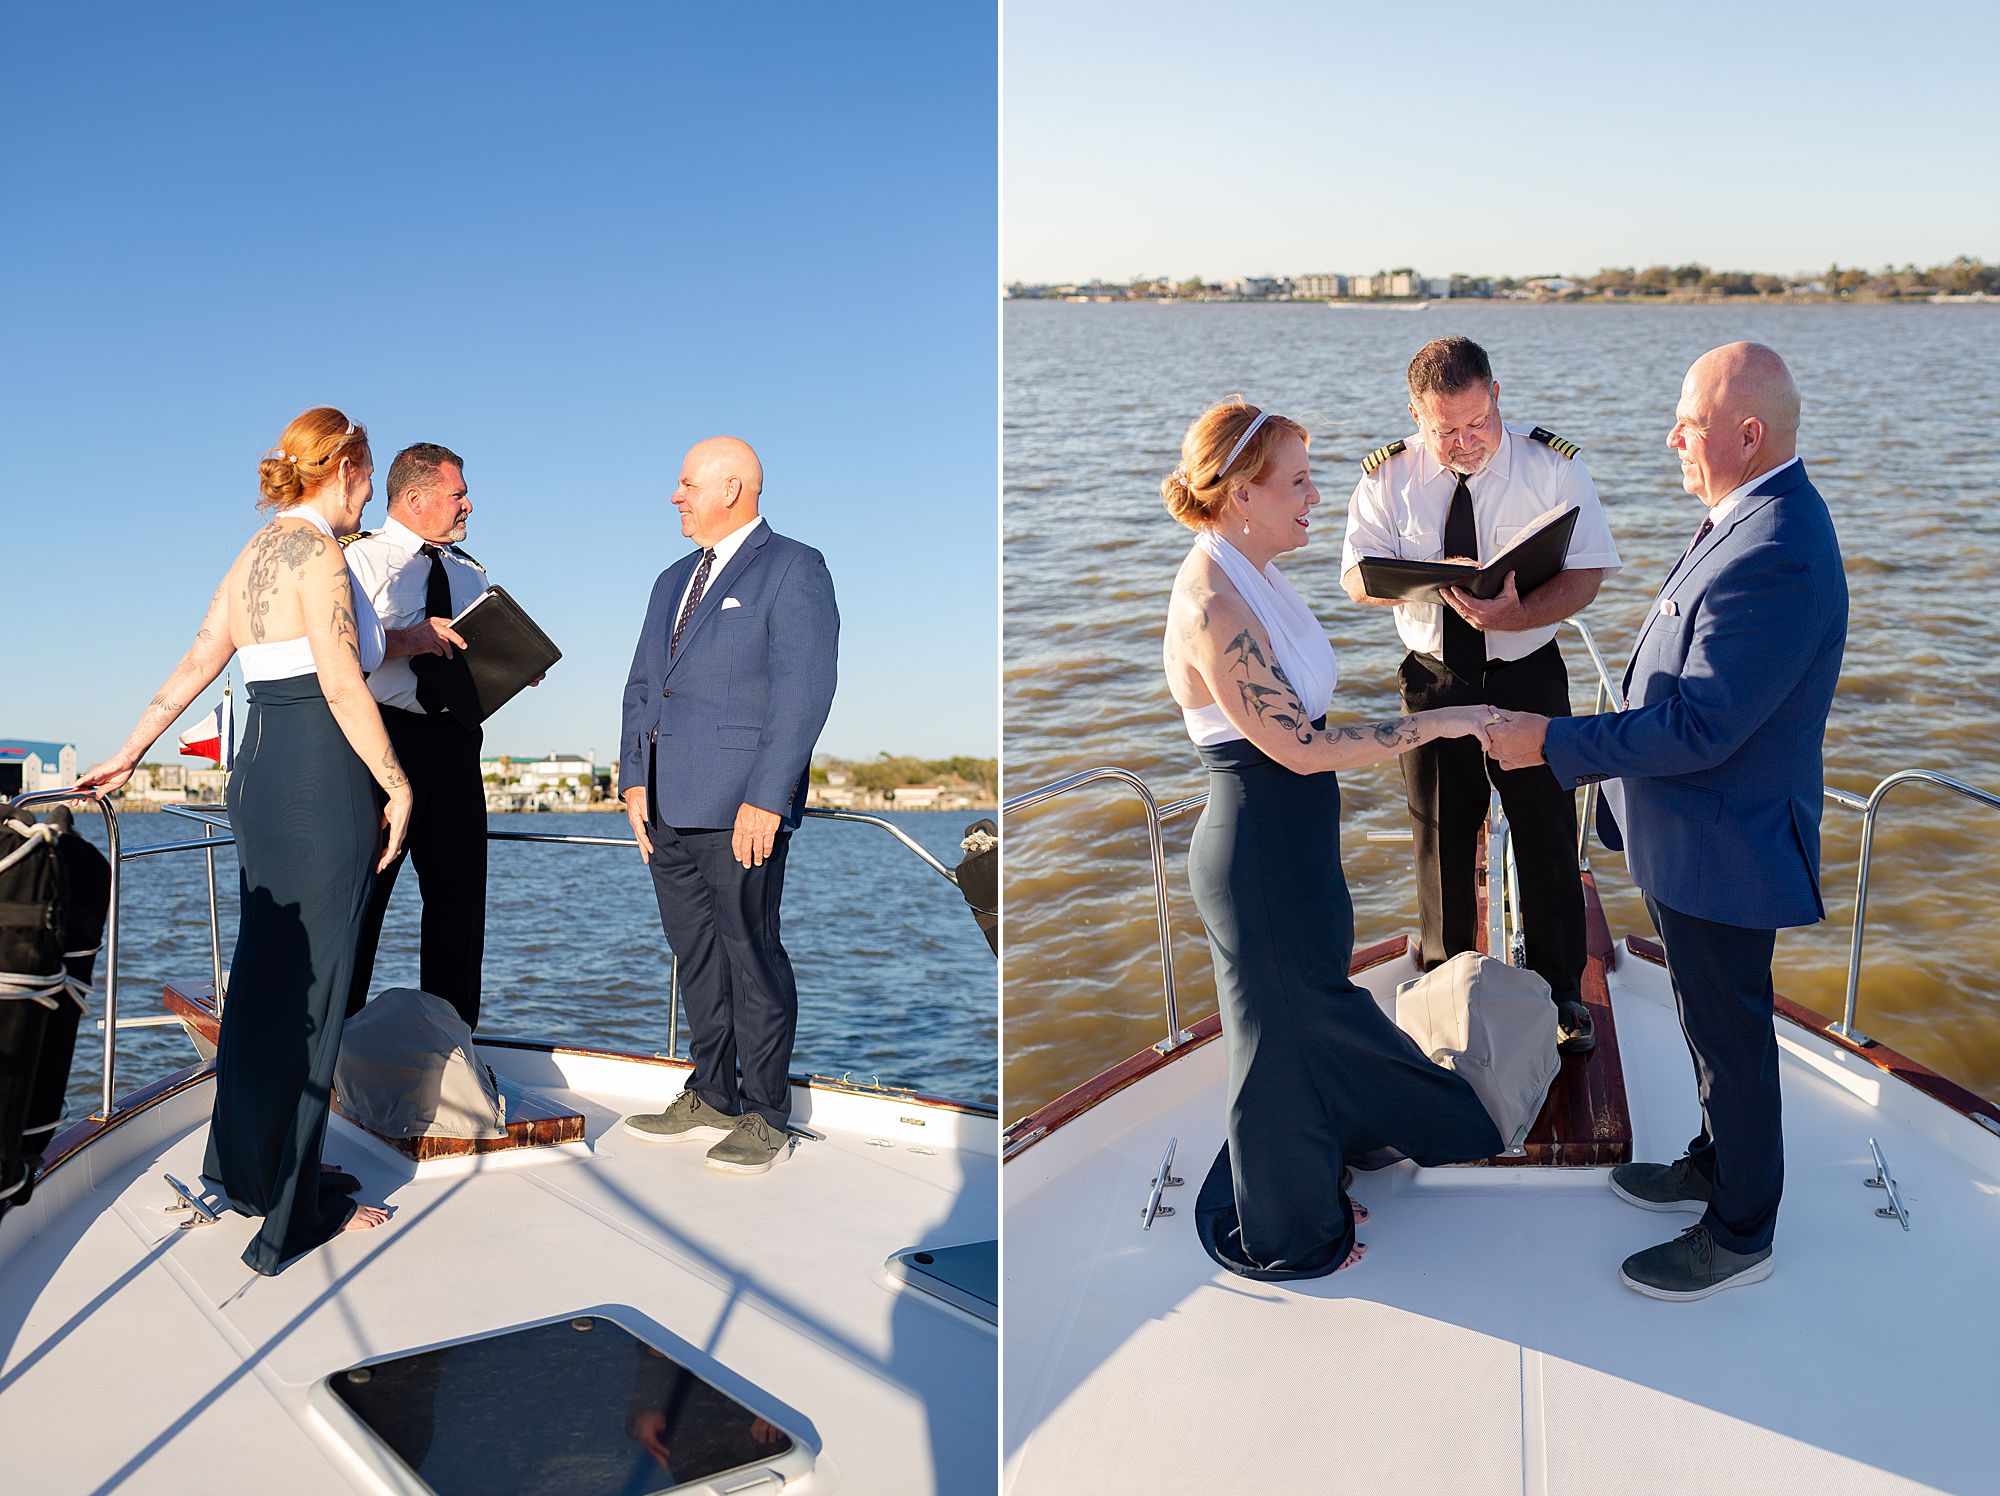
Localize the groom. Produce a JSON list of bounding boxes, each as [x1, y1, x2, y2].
[[1488, 343, 1846, 1300], [617, 436, 839, 1174]]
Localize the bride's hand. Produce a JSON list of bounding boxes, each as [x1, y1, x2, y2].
[[1429, 705, 1499, 752], [75, 753, 138, 796]]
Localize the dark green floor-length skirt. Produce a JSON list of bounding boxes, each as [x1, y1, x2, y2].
[[204, 674, 376, 1275], [1189, 734, 1502, 1281]]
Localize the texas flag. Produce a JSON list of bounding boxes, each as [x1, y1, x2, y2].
[[177, 691, 235, 769]]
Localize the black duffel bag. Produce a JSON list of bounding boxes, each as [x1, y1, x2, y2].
[[0, 810, 68, 1223], [20, 812, 111, 1178]]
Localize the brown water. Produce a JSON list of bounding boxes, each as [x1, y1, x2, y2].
[[1003, 300, 2000, 1119]]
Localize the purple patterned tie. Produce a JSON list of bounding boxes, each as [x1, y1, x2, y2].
[[1673, 515, 1715, 577], [670, 549, 715, 656]]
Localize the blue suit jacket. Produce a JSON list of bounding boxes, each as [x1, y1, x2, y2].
[[619, 523, 839, 831], [1543, 461, 1846, 929]]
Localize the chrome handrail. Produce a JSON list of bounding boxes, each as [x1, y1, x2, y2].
[[5, 788, 972, 1122], [1001, 767, 1194, 1053], [1825, 770, 2000, 1046]]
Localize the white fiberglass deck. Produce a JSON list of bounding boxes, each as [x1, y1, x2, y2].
[[1004, 941, 1999, 1496], [0, 1046, 996, 1495]]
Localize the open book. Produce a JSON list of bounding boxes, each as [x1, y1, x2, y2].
[[408, 585, 562, 727], [1357, 504, 1580, 606]]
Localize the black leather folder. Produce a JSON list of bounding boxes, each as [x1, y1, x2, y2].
[[408, 586, 562, 727], [1357, 506, 1580, 606]]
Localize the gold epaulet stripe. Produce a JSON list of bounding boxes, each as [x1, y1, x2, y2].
[[449, 544, 485, 571], [1528, 426, 1580, 459], [1360, 439, 1406, 477], [337, 530, 372, 549]]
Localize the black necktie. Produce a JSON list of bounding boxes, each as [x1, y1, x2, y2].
[[418, 544, 453, 619], [671, 550, 716, 656], [1440, 475, 1483, 684], [414, 545, 454, 714]]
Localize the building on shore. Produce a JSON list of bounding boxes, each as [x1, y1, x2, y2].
[[0, 739, 77, 798], [807, 774, 992, 813], [481, 751, 607, 811]]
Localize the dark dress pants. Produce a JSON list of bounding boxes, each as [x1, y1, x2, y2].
[[1644, 892, 1784, 1254], [346, 706, 486, 1030], [647, 820, 798, 1130], [1398, 642, 1586, 1004]]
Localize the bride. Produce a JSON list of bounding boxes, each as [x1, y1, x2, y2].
[[1162, 396, 1505, 1280]]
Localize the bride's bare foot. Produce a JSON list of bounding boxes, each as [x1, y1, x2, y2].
[[342, 1204, 390, 1232], [1341, 1241, 1367, 1270], [1351, 1201, 1369, 1225]]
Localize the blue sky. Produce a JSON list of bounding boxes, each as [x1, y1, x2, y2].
[[1005, 0, 2000, 283], [2, 2, 997, 767]]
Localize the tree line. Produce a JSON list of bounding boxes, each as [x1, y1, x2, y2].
[[811, 753, 997, 794]]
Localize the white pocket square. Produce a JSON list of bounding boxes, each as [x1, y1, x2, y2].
[[720, 597, 742, 610], [1658, 598, 1679, 617]]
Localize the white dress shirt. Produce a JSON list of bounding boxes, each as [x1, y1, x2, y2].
[[675, 516, 766, 625], [1706, 456, 1799, 528], [1341, 423, 1623, 663], [343, 515, 489, 713]]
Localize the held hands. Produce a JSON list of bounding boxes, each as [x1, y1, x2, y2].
[[1442, 571, 1529, 632], [623, 787, 654, 864], [733, 802, 781, 869], [1428, 705, 1498, 754], [1485, 710, 1550, 770]]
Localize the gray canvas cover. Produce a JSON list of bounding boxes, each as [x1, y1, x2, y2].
[[1390, 952, 1559, 1154], [334, 987, 505, 1140]]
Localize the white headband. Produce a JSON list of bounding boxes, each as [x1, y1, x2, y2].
[[1215, 410, 1272, 481]]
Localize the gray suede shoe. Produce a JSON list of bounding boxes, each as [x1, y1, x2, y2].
[[705, 1113, 791, 1174], [1620, 1225, 1772, 1301], [621, 1091, 741, 1144], [1609, 1157, 1713, 1213]]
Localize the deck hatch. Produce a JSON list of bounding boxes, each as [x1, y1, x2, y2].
[[313, 1313, 812, 1495], [887, 1238, 997, 1325]]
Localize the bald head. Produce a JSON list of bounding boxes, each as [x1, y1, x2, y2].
[[1669, 342, 1801, 504], [673, 436, 764, 549]]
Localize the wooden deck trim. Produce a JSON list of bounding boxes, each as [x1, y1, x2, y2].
[[1003, 936, 1411, 1158], [36, 1062, 215, 1182], [166, 982, 998, 1120], [1477, 868, 1631, 1168], [1625, 936, 2000, 1133]]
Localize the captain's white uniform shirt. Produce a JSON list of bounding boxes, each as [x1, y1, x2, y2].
[[1340, 422, 1623, 663], [343, 515, 489, 713]]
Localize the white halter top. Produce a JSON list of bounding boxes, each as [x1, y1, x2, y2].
[[237, 507, 387, 682], [1180, 531, 1339, 746]]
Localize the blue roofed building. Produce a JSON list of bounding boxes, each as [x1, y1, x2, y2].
[[0, 739, 78, 798]]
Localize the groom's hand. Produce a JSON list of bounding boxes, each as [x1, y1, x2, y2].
[[733, 802, 781, 869], [623, 787, 654, 863], [1487, 710, 1550, 769]]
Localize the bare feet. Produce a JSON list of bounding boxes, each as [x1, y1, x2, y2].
[[342, 1204, 390, 1232], [1351, 1201, 1369, 1225], [1341, 1241, 1367, 1270]]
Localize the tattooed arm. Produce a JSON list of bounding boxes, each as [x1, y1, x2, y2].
[[301, 535, 412, 869], [1183, 581, 1492, 774], [76, 579, 236, 793]]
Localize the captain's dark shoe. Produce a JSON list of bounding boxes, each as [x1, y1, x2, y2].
[[1555, 999, 1596, 1055], [1620, 1225, 1772, 1301], [1610, 1156, 1712, 1213]]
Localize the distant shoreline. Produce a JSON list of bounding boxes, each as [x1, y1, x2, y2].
[[1008, 294, 1997, 308]]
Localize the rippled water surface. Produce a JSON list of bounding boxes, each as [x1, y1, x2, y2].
[[59, 809, 997, 1122], [1004, 300, 2000, 1118]]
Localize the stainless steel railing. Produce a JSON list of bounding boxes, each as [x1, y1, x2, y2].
[[1003, 615, 2000, 1070], [1000, 768, 1199, 1054], [4, 790, 967, 1123]]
